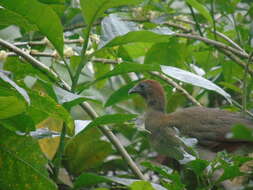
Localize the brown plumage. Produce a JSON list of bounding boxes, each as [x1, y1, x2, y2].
[[128, 79, 253, 161]]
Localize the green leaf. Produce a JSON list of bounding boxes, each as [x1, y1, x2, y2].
[[218, 165, 243, 182], [161, 65, 232, 103], [53, 86, 96, 110], [231, 124, 253, 142], [0, 113, 35, 132], [0, 0, 64, 55], [186, 159, 209, 175], [99, 30, 173, 51], [144, 41, 186, 66], [0, 127, 57, 190], [64, 127, 112, 175], [74, 173, 110, 189], [107, 177, 166, 190], [86, 114, 137, 129], [4, 57, 50, 82], [186, 0, 212, 23], [0, 96, 26, 119], [96, 63, 160, 82], [80, 0, 140, 27], [27, 90, 74, 135], [130, 181, 155, 190], [0, 72, 30, 104], [104, 80, 139, 107], [0, 9, 37, 31]]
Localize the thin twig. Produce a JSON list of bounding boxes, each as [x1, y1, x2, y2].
[[13, 38, 83, 47], [173, 17, 245, 52], [187, 3, 203, 36], [242, 52, 253, 114], [218, 48, 253, 77], [174, 33, 249, 59], [0, 38, 146, 180]]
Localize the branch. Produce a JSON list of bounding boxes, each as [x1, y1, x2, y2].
[[13, 38, 84, 47], [149, 71, 202, 107], [173, 17, 245, 52], [174, 33, 249, 59], [0, 38, 146, 180]]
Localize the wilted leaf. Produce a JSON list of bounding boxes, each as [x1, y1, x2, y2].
[[0, 127, 57, 190]]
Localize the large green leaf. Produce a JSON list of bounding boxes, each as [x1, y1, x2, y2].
[[144, 40, 186, 67], [0, 0, 64, 55], [0, 96, 26, 119], [0, 128, 57, 190], [80, 0, 140, 27], [4, 57, 50, 82], [0, 9, 37, 31], [99, 29, 173, 51], [0, 113, 35, 132], [64, 127, 112, 175]]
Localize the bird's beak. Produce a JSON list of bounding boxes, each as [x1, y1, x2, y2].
[[128, 85, 140, 95]]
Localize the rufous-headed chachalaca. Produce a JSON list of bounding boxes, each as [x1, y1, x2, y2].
[[128, 79, 253, 161]]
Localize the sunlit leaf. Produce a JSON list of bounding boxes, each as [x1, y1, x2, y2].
[[0, 0, 64, 55], [0, 128, 57, 190], [161, 65, 232, 103]]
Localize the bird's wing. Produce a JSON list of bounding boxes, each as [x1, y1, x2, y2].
[[150, 125, 196, 161], [167, 107, 253, 151]]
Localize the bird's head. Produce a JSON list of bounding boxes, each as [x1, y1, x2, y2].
[[128, 80, 166, 112]]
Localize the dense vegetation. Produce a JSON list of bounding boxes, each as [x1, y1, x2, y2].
[[0, 0, 253, 189]]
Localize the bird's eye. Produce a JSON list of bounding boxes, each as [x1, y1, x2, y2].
[[139, 83, 145, 89]]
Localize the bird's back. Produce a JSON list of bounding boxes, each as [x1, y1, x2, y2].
[[166, 107, 253, 152]]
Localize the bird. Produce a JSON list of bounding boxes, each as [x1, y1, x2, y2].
[[128, 79, 253, 161]]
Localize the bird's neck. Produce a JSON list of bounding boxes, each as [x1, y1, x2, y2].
[[147, 96, 166, 113]]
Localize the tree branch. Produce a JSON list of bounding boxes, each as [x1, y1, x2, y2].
[[0, 38, 146, 180]]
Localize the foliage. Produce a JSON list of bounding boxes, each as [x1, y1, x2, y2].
[[0, 0, 253, 189]]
